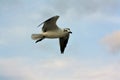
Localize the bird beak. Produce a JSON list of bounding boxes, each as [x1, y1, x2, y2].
[[69, 31, 72, 34]]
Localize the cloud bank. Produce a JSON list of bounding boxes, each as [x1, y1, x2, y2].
[[101, 31, 120, 53], [0, 57, 120, 80]]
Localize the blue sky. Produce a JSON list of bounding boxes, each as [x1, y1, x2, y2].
[[0, 0, 120, 80]]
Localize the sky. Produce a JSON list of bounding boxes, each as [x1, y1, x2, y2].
[[0, 0, 120, 80]]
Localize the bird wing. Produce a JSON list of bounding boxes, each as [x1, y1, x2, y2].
[[37, 15, 60, 32], [59, 34, 70, 54]]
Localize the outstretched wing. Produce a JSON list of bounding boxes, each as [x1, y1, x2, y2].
[[37, 15, 60, 32], [59, 34, 70, 54]]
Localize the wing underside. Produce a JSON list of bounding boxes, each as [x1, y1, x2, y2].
[[59, 34, 69, 53]]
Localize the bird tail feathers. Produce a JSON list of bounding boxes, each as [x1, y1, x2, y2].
[[31, 34, 43, 40]]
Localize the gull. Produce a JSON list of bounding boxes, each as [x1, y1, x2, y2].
[[31, 15, 72, 54]]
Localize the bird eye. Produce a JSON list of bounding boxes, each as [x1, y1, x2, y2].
[[64, 29, 67, 32]]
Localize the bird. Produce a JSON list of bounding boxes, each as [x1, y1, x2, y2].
[[31, 15, 72, 54]]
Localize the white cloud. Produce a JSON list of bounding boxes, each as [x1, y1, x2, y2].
[[73, 64, 120, 80], [0, 57, 72, 80], [0, 57, 120, 80]]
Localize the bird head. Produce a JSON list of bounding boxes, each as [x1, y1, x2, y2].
[[63, 28, 72, 34]]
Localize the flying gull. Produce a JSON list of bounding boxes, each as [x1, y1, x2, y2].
[[31, 15, 72, 54]]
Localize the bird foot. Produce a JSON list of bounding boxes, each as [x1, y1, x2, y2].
[[35, 36, 45, 43], [35, 39, 43, 43]]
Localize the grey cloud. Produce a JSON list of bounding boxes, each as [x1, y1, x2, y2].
[[0, 0, 119, 17], [0, 0, 21, 8], [50, 0, 119, 17]]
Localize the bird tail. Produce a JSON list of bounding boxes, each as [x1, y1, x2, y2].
[[31, 34, 43, 40]]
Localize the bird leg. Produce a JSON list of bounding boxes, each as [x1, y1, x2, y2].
[[35, 36, 45, 43]]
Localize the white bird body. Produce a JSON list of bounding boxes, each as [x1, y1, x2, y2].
[[42, 30, 68, 38], [32, 29, 67, 39]]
